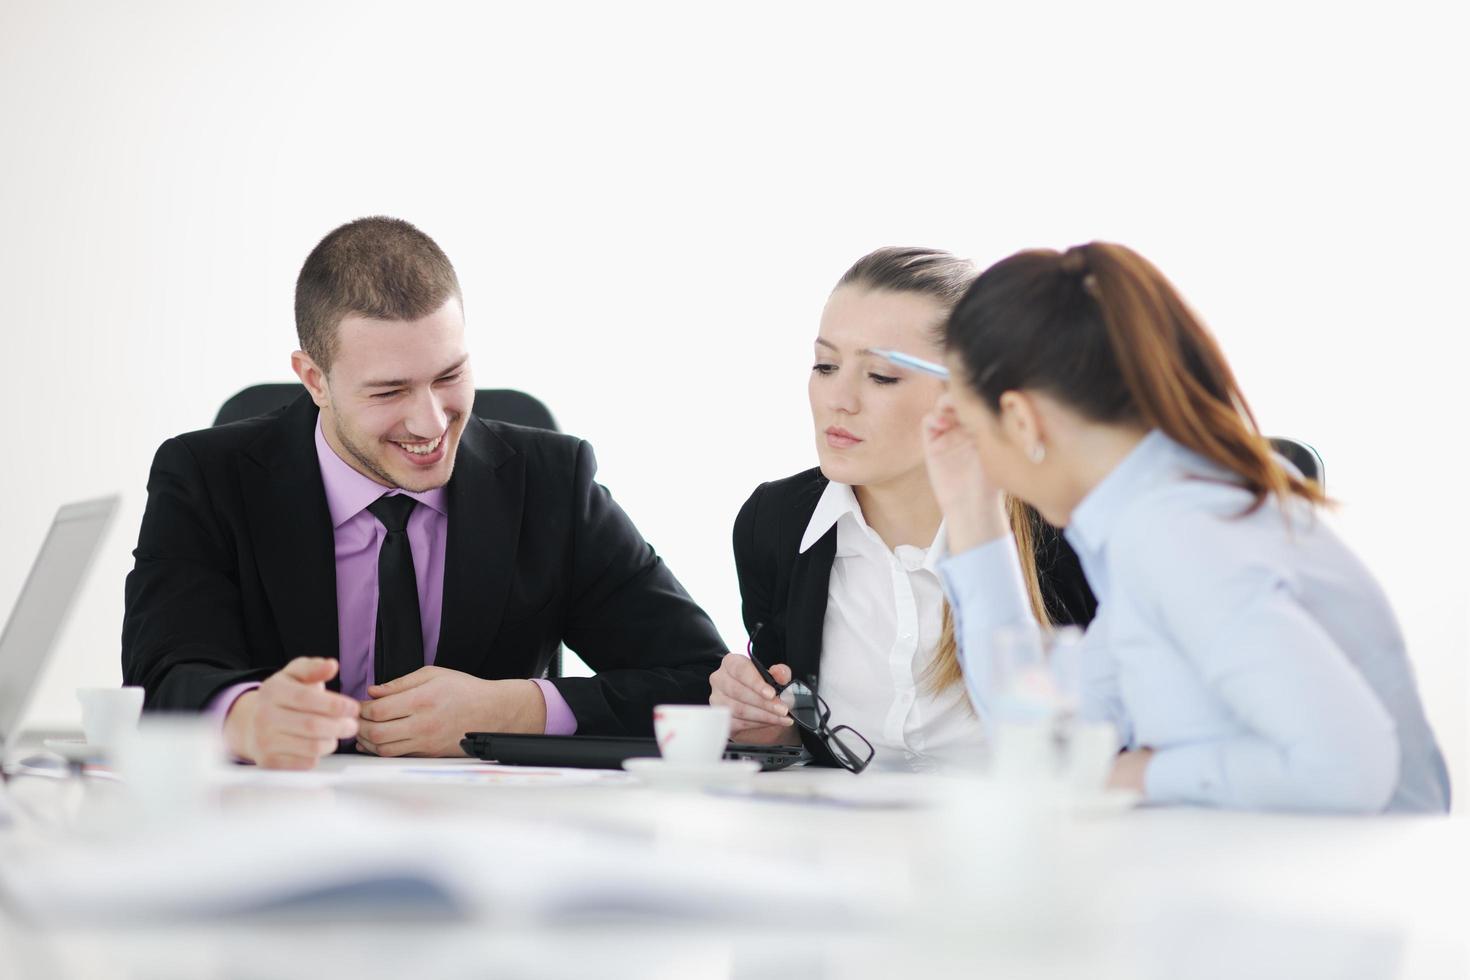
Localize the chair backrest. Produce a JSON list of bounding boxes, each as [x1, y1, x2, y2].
[[214, 383, 558, 431], [213, 382, 563, 678], [1268, 436, 1325, 489]]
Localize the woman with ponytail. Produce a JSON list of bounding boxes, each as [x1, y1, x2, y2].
[[710, 247, 1095, 770], [923, 242, 1449, 810]]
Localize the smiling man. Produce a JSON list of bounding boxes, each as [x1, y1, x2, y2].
[[122, 217, 725, 768]]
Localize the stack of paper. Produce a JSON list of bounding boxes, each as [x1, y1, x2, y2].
[[0, 797, 873, 925]]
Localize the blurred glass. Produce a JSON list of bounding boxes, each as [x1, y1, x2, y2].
[[986, 625, 1108, 789], [988, 625, 1060, 722]]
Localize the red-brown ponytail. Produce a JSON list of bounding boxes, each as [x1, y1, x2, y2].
[[946, 241, 1326, 512]]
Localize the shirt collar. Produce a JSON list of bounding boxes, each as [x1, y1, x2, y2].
[[798, 479, 948, 571], [314, 415, 448, 529], [1065, 429, 1183, 560], [798, 480, 860, 555]]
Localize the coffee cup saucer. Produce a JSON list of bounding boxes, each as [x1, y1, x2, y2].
[[42, 737, 107, 763], [622, 757, 760, 787]]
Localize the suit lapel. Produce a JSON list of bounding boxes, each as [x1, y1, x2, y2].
[[239, 395, 340, 686], [784, 479, 835, 684], [435, 417, 523, 675]]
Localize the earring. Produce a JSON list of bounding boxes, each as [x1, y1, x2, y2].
[[1030, 443, 1046, 464]]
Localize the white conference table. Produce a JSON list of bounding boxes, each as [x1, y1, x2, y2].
[[1, 747, 1465, 980]]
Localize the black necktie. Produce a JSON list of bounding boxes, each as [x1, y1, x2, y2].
[[367, 494, 423, 684]]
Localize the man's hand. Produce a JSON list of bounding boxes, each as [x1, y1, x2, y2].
[[709, 653, 798, 746], [921, 400, 1009, 553], [223, 657, 360, 770], [357, 666, 547, 757]]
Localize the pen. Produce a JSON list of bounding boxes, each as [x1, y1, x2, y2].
[[869, 348, 950, 379], [746, 622, 786, 693]]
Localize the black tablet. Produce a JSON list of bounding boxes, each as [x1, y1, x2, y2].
[[461, 732, 807, 771]]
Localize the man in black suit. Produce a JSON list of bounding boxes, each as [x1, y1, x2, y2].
[[122, 217, 725, 768]]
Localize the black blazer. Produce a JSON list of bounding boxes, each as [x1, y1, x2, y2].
[[732, 468, 1097, 683], [122, 394, 726, 736]]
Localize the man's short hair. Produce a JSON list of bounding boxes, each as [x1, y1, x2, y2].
[[294, 217, 462, 371]]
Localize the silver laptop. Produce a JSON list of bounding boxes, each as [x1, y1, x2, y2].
[[0, 496, 119, 758]]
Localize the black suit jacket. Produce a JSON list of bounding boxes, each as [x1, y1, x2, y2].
[[122, 394, 725, 736], [732, 468, 1097, 683]]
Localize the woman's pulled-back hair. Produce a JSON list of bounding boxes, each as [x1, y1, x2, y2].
[[837, 246, 978, 310], [945, 242, 1326, 512]]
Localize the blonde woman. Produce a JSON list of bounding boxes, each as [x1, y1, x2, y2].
[[710, 248, 1093, 770]]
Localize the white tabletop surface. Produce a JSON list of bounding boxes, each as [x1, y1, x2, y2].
[[1, 743, 1465, 980]]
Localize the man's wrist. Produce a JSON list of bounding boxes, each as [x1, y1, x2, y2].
[[223, 689, 259, 761], [519, 679, 549, 733], [532, 678, 578, 735], [472, 678, 550, 735]]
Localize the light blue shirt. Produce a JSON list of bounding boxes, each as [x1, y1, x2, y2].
[[939, 430, 1450, 813]]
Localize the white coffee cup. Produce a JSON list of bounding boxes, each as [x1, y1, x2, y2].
[[990, 720, 1059, 784], [1065, 721, 1121, 795], [76, 686, 144, 750], [653, 704, 731, 766], [114, 715, 224, 827]]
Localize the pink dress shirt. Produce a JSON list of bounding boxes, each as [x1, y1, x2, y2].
[[209, 417, 576, 738]]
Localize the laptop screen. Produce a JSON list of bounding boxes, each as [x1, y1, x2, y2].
[[0, 496, 118, 749]]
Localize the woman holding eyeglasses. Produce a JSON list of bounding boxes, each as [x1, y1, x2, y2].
[[923, 241, 1449, 811], [709, 247, 1095, 771]]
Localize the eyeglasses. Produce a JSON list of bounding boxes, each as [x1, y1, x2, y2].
[[746, 624, 874, 774]]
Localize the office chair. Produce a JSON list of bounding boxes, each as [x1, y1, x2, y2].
[[1268, 436, 1325, 490], [214, 383, 557, 431], [213, 383, 563, 678]]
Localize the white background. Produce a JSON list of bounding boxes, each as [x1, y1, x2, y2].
[[1, 1, 1465, 803]]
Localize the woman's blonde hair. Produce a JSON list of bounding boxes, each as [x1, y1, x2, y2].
[[925, 497, 1052, 696]]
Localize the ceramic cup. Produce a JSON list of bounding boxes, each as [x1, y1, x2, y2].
[[652, 704, 731, 766], [1065, 721, 1121, 794], [76, 686, 144, 750], [113, 715, 224, 826]]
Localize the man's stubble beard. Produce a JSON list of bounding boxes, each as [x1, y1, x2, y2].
[[331, 414, 459, 492]]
